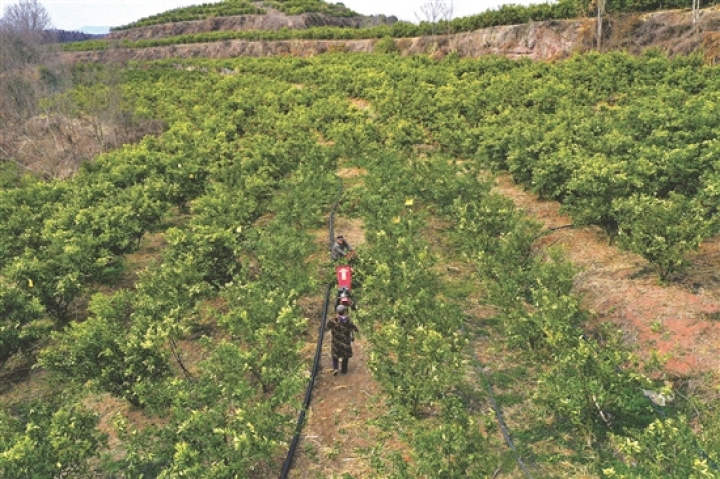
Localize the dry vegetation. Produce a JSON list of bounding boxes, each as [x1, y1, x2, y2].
[[0, 1, 164, 179]]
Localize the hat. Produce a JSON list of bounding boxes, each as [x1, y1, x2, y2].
[[336, 305, 347, 314]]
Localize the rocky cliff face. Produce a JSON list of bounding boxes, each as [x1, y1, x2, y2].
[[67, 7, 720, 64]]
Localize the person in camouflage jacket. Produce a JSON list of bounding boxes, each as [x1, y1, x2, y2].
[[326, 304, 359, 375]]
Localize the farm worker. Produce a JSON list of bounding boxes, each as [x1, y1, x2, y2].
[[326, 304, 359, 376], [331, 235, 353, 261]]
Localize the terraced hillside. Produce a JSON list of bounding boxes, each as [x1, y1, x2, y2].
[[64, 4, 720, 65], [111, 0, 362, 33], [105, 0, 395, 42]]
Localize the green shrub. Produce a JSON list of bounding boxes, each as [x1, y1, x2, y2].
[[374, 35, 398, 54]]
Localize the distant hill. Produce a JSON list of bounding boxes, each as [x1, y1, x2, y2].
[[63, 6, 720, 63], [50, 29, 105, 43]]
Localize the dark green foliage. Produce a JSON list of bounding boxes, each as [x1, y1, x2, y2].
[[268, 0, 358, 16], [111, 0, 265, 31], [615, 194, 708, 280], [4, 50, 720, 477], [38, 291, 170, 406], [0, 281, 48, 368], [373, 35, 398, 54]]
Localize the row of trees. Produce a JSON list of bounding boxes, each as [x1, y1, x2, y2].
[[111, 0, 362, 32], [298, 53, 719, 475], [350, 154, 502, 476], [229, 52, 720, 472], [266, 0, 358, 17], [3, 44, 720, 475], [270, 50, 720, 280], [111, 0, 264, 31], [0, 60, 347, 475]]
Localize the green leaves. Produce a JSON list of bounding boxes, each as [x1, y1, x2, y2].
[[615, 194, 708, 280], [535, 332, 653, 445], [39, 291, 170, 406], [6, 48, 720, 477], [368, 320, 466, 415], [0, 404, 105, 478], [607, 417, 717, 478], [0, 281, 48, 368]]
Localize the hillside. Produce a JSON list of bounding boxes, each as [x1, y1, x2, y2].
[[4, 49, 720, 477], [64, 6, 720, 63], [105, 8, 396, 42], [110, 0, 361, 32]]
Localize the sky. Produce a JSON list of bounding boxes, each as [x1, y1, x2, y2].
[[0, 0, 550, 32]]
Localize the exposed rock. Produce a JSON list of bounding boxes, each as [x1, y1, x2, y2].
[[65, 6, 720, 64]]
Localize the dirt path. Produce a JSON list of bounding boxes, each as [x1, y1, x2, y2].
[[291, 170, 385, 478], [494, 174, 720, 378], [290, 336, 381, 478]]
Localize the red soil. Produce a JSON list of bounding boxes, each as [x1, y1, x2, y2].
[[494, 175, 720, 377]]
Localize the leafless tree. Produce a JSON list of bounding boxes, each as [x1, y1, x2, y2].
[[596, 0, 606, 50], [0, 1, 71, 177], [0, 0, 52, 43], [0, 0, 54, 124], [441, 0, 454, 34], [692, 0, 700, 34], [416, 0, 454, 36], [0, 0, 53, 73], [441, 0, 454, 23]]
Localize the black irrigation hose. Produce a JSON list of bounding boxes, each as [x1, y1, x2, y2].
[[547, 224, 574, 231], [463, 324, 534, 479], [279, 281, 333, 479], [280, 177, 343, 479]]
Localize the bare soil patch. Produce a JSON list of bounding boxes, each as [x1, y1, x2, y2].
[[83, 392, 167, 460], [348, 99, 371, 112], [117, 231, 167, 288], [332, 216, 366, 248], [336, 167, 368, 179], [494, 174, 720, 378]]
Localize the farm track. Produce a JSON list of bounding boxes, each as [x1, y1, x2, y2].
[[292, 168, 537, 478], [290, 171, 386, 478]]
